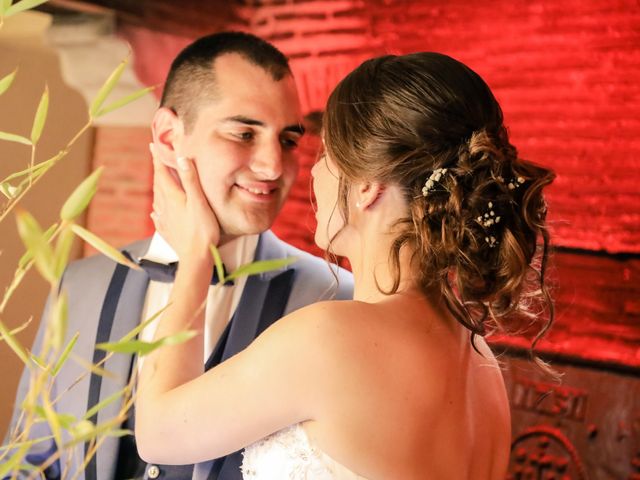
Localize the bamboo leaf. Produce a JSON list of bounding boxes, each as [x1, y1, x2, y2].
[[89, 58, 128, 117], [2, 155, 55, 184], [65, 417, 122, 446], [57, 413, 77, 429], [0, 435, 53, 452], [30, 353, 47, 370], [41, 392, 63, 449], [120, 303, 170, 342], [49, 291, 68, 351], [70, 224, 140, 270], [67, 419, 95, 443], [225, 257, 298, 283], [69, 353, 116, 380], [0, 321, 30, 365], [0, 446, 29, 479], [0, 181, 19, 199], [96, 85, 155, 117], [30, 85, 49, 144], [51, 331, 78, 377], [5, 0, 50, 17], [15, 210, 56, 284], [18, 222, 57, 269], [209, 244, 226, 285], [60, 167, 103, 220], [97, 330, 198, 356], [0, 1, 13, 16], [0, 131, 31, 145], [53, 226, 74, 279], [0, 68, 17, 96], [83, 387, 127, 421], [106, 428, 133, 438]]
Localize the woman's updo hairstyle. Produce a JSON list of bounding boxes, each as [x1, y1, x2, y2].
[[323, 52, 555, 357]]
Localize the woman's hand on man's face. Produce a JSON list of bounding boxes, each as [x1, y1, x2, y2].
[[150, 143, 221, 260]]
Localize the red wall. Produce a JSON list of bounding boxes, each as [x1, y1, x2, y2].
[[86, 0, 640, 366], [111, 0, 640, 254]]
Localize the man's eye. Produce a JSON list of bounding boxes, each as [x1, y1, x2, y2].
[[235, 131, 254, 141]]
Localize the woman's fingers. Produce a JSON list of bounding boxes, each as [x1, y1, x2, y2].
[[175, 156, 208, 206]]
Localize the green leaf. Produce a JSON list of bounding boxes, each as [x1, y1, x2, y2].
[[51, 331, 79, 377], [83, 387, 127, 421], [30, 85, 49, 145], [0, 321, 30, 365], [0, 446, 29, 479], [209, 244, 226, 285], [5, 0, 50, 17], [225, 257, 298, 283], [60, 166, 103, 220], [0, 131, 31, 145], [49, 291, 68, 351], [120, 303, 171, 342], [69, 352, 116, 379], [70, 224, 140, 270], [96, 85, 155, 117], [18, 222, 57, 269], [0, 181, 19, 199], [1, 155, 55, 184], [0, 435, 54, 452], [89, 58, 128, 117], [15, 210, 56, 284], [0, 68, 17, 96], [0, 1, 13, 16], [67, 419, 95, 443], [97, 330, 198, 357], [30, 353, 47, 370], [106, 428, 133, 438], [41, 392, 63, 449], [52, 226, 74, 279]]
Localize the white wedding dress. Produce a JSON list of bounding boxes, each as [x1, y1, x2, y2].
[[241, 423, 368, 479]]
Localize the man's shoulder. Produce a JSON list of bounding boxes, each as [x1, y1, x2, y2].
[[260, 231, 353, 305]]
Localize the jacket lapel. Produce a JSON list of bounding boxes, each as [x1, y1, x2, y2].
[[195, 232, 296, 480], [84, 241, 151, 480]]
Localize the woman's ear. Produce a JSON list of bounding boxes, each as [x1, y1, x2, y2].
[[151, 107, 185, 169], [354, 181, 385, 210]]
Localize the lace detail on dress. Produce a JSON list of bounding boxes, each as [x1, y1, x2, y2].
[[241, 424, 337, 479]]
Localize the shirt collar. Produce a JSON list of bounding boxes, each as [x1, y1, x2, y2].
[[140, 232, 259, 272]]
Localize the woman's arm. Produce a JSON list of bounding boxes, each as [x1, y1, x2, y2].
[[134, 152, 324, 464]]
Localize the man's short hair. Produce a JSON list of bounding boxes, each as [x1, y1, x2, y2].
[[160, 31, 292, 132]]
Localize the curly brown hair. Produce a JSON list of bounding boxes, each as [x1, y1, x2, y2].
[[323, 52, 556, 359]]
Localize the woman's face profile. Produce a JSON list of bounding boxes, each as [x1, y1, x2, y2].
[[311, 150, 344, 250]]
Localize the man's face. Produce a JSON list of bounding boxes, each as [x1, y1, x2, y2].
[[176, 54, 303, 242]]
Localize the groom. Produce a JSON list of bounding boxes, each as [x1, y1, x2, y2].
[[6, 32, 352, 480]]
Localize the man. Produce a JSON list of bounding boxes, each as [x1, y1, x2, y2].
[[6, 32, 352, 480]]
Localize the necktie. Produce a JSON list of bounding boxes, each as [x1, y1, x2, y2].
[[124, 251, 234, 286]]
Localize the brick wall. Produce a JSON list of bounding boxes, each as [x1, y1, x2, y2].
[[86, 0, 640, 364], [109, 0, 640, 255]]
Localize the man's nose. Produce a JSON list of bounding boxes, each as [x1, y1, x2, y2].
[[250, 140, 283, 180]]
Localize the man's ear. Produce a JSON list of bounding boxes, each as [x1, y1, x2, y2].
[[151, 107, 185, 169], [354, 181, 385, 210]]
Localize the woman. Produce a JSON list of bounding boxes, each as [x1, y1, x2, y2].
[[136, 52, 554, 479]]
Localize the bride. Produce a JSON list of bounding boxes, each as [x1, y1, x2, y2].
[[135, 52, 555, 479]]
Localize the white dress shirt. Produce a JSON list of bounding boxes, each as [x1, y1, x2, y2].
[[137, 232, 259, 365]]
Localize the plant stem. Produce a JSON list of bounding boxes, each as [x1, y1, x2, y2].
[[0, 120, 92, 225]]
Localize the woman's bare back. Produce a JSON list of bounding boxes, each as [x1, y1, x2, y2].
[[302, 295, 511, 479]]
